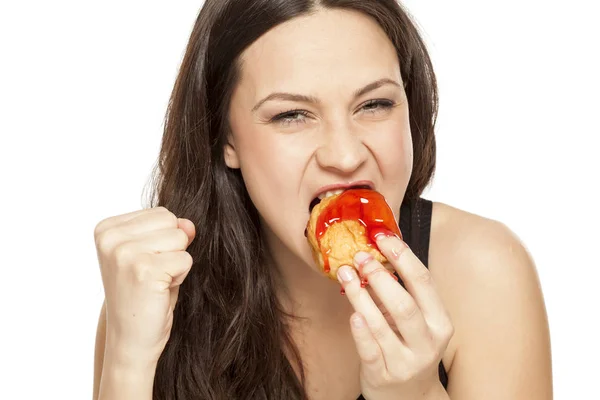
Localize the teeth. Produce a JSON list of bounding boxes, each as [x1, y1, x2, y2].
[[318, 189, 345, 200]]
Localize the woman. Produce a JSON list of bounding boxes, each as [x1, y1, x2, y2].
[[93, 0, 552, 399]]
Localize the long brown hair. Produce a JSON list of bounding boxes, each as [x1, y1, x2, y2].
[[146, 0, 438, 398]]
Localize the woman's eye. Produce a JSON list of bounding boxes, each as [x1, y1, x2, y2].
[[269, 100, 394, 126], [270, 110, 310, 126], [360, 99, 395, 114]]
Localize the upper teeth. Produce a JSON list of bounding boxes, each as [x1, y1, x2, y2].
[[318, 189, 345, 200]]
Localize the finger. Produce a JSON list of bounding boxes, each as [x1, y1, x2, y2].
[[149, 250, 194, 287], [118, 208, 180, 236], [338, 265, 403, 361], [95, 206, 165, 234], [375, 235, 449, 327], [349, 312, 387, 377], [128, 227, 191, 254], [177, 218, 196, 247], [354, 251, 431, 351]]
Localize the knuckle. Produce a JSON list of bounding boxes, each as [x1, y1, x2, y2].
[[361, 350, 381, 366], [95, 229, 119, 254], [94, 214, 119, 237], [113, 243, 135, 265], [130, 253, 156, 282], [132, 262, 154, 284], [392, 298, 418, 320], [437, 321, 455, 342], [414, 269, 432, 284], [94, 229, 107, 248], [370, 321, 389, 341], [182, 251, 194, 267], [430, 314, 454, 342], [156, 207, 178, 224], [93, 221, 106, 240], [167, 212, 179, 227], [176, 228, 189, 246]]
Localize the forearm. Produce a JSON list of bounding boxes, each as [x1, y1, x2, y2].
[[98, 351, 157, 400]]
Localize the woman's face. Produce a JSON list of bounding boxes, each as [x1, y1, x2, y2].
[[226, 8, 413, 271]]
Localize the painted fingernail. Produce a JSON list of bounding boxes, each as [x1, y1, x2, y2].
[[371, 228, 401, 242], [337, 265, 355, 283], [354, 251, 373, 266], [351, 314, 365, 328]]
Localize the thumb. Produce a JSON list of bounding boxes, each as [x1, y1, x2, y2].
[[177, 218, 196, 247]]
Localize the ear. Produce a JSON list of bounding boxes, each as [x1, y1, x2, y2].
[[224, 140, 240, 169]]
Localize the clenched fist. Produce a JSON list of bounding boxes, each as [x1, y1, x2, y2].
[[94, 206, 196, 365]]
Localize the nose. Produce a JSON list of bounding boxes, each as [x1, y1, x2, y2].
[[315, 122, 368, 174]]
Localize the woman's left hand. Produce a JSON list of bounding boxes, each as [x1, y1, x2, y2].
[[337, 233, 454, 400]]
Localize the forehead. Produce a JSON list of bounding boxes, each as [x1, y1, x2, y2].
[[235, 9, 401, 101]]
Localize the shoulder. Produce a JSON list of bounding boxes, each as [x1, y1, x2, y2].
[[427, 201, 552, 398], [428, 201, 540, 294], [429, 200, 531, 268]]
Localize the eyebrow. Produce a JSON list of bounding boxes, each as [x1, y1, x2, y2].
[[251, 78, 402, 112]]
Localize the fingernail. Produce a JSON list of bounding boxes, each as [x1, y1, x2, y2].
[[337, 265, 355, 283], [371, 228, 400, 242], [354, 251, 373, 266]]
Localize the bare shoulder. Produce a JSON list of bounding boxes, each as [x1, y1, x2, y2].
[[428, 202, 552, 399]]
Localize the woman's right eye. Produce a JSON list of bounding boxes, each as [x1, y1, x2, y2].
[[270, 109, 310, 126]]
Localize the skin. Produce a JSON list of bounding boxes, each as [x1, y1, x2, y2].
[[223, 7, 553, 400]]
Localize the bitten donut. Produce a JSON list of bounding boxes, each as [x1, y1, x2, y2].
[[305, 188, 402, 281]]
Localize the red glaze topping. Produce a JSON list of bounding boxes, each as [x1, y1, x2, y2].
[[315, 188, 402, 274]]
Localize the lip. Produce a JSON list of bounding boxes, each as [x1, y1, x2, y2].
[[311, 180, 375, 202]]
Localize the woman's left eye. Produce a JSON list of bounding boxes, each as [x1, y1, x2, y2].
[[270, 109, 310, 126], [360, 99, 395, 114]]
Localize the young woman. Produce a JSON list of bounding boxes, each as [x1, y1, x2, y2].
[[93, 1, 552, 399]]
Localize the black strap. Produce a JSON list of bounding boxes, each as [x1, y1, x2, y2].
[[400, 197, 432, 266], [357, 198, 447, 399]]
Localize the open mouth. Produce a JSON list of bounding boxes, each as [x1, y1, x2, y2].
[[308, 184, 372, 213]]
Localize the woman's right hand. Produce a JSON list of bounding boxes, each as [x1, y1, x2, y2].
[[94, 206, 196, 366]]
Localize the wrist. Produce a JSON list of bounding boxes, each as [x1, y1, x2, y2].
[[104, 336, 163, 370], [104, 349, 159, 374], [99, 356, 157, 400]]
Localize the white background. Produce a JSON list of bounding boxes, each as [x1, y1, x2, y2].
[[1, 1, 598, 398]]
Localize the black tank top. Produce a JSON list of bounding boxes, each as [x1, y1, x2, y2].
[[356, 197, 448, 399]]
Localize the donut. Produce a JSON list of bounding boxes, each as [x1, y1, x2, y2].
[[305, 188, 402, 282]]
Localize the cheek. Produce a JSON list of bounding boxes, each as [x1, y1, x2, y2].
[[236, 133, 315, 260], [366, 117, 413, 213], [234, 130, 311, 224], [370, 117, 413, 179], [237, 133, 305, 188]]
